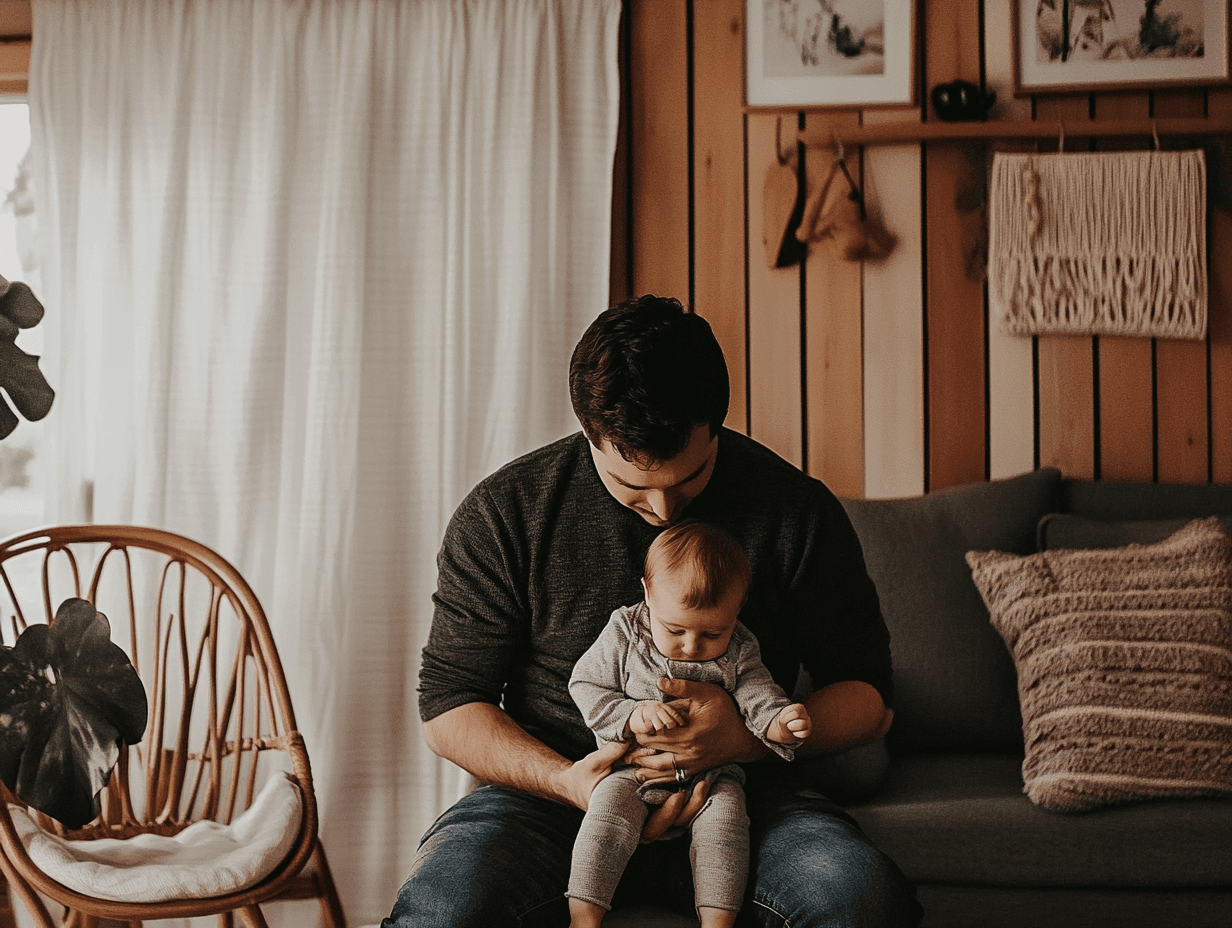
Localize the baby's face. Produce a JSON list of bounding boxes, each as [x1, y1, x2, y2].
[[643, 571, 742, 662]]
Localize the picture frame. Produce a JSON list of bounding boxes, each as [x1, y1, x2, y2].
[[1013, 0, 1231, 96], [745, 0, 917, 109]]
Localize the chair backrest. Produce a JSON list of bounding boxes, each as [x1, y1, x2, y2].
[[0, 525, 314, 846]]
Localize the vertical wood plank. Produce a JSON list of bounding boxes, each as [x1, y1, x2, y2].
[[984, 0, 1036, 480], [802, 111, 863, 496], [857, 36, 928, 497], [1210, 87, 1232, 484], [693, 0, 749, 434], [924, 140, 988, 489], [746, 111, 803, 467], [1034, 94, 1096, 479], [0, 0, 34, 34], [922, 0, 986, 490], [1092, 92, 1155, 483], [628, 0, 690, 301], [1097, 337, 1155, 481], [1153, 89, 1210, 484], [0, 38, 29, 95], [861, 131, 925, 499], [609, 2, 632, 303]]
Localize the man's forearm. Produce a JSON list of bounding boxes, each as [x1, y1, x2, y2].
[[421, 702, 574, 804], [799, 680, 893, 754]]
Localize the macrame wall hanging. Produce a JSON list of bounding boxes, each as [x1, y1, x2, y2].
[[988, 148, 1207, 340]]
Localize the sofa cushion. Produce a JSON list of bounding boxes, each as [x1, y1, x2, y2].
[[1060, 477, 1232, 522], [9, 771, 303, 902], [841, 468, 1061, 753], [910, 886, 1232, 928], [844, 753, 1232, 889], [966, 518, 1232, 812], [1039, 513, 1232, 551]]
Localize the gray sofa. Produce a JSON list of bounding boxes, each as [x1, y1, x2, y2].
[[612, 467, 1232, 928], [840, 467, 1232, 928]]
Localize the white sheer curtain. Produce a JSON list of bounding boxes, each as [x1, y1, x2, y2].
[[28, 0, 620, 924]]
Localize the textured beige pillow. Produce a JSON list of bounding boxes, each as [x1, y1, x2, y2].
[[966, 517, 1232, 813]]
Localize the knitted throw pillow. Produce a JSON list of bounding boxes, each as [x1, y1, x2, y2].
[[966, 517, 1232, 813]]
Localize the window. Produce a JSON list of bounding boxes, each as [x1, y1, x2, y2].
[[0, 100, 44, 536]]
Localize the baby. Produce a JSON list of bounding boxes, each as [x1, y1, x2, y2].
[[567, 520, 812, 928]]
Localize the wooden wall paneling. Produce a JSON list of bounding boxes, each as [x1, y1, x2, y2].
[[1091, 92, 1155, 483], [0, 0, 29, 96], [922, 0, 986, 490], [692, 0, 749, 434], [745, 111, 803, 467], [860, 124, 925, 499], [802, 111, 863, 496], [0, 38, 28, 95], [1209, 87, 1232, 484], [1152, 89, 1210, 484], [628, 0, 691, 301], [1033, 94, 1096, 479], [0, 1, 32, 36], [983, 0, 1036, 480]]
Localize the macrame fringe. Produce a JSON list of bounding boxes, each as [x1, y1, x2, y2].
[[989, 150, 1207, 340]]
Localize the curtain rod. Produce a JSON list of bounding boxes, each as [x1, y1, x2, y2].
[[796, 115, 1232, 149]]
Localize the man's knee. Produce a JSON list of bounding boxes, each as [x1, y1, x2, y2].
[[747, 790, 922, 928], [381, 786, 580, 928], [383, 865, 570, 928], [747, 844, 920, 928]]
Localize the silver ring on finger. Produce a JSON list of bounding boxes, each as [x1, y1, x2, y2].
[[675, 765, 687, 789]]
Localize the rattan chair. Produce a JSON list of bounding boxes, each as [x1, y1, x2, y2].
[[0, 525, 345, 928]]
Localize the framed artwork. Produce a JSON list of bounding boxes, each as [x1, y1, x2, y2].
[[1013, 0, 1231, 95], [745, 0, 917, 108]]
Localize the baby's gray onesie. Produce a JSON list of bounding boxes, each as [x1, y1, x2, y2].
[[568, 602, 798, 914]]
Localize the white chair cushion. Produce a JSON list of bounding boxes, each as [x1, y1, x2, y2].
[[9, 771, 303, 902]]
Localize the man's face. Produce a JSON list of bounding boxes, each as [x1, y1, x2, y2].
[[589, 424, 718, 527]]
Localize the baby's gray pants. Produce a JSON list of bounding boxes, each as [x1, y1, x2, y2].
[[567, 767, 749, 914]]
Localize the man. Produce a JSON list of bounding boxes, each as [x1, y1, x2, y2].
[[385, 295, 922, 927]]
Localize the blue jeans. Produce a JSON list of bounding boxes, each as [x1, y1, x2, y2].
[[382, 772, 923, 928]]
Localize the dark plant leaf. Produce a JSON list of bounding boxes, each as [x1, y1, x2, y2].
[[0, 276, 54, 439], [0, 598, 148, 828]]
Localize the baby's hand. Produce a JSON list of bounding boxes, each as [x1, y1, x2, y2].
[[767, 703, 812, 745], [628, 700, 687, 736]]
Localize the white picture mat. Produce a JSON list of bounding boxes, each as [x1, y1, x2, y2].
[[746, 0, 915, 107], [1015, 0, 1229, 93]]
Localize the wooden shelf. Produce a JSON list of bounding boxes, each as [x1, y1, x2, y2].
[[797, 115, 1232, 149]]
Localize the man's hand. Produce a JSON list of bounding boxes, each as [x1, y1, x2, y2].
[[628, 699, 688, 736], [555, 739, 628, 811], [640, 777, 711, 842], [626, 678, 767, 784]]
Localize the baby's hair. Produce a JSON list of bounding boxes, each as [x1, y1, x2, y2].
[[644, 520, 750, 610]]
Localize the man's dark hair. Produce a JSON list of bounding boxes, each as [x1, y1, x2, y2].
[[569, 294, 729, 464]]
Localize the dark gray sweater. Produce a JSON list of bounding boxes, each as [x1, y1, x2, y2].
[[418, 428, 892, 761]]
